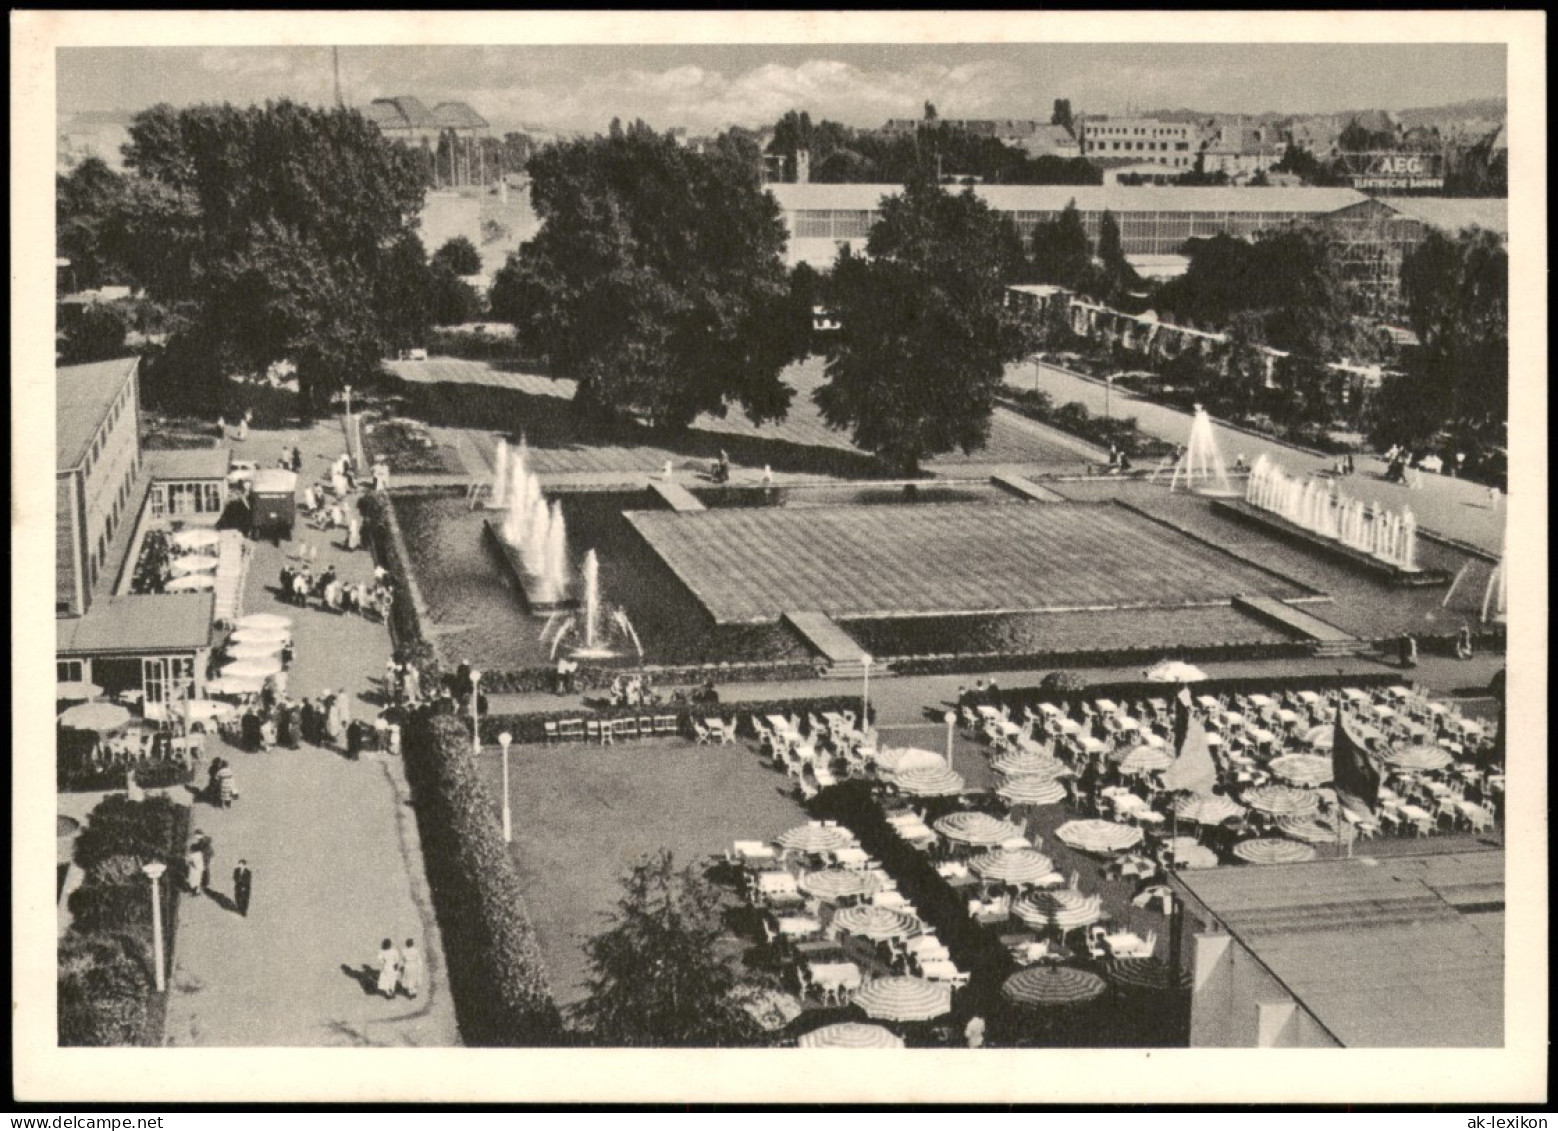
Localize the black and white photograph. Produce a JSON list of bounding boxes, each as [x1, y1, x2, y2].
[[12, 10, 1546, 1106]]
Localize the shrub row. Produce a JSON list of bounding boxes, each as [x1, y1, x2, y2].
[[890, 639, 1315, 679], [989, 670, 1408, 717], [401, 711, 562, 1045], [477, 694, 875, 747], [469, 659, 826, 697], [60, 757, 193, 795], [358, 491, 444, 688], [59, 795, 190, 1046], [1001, 391, 1175, 461]]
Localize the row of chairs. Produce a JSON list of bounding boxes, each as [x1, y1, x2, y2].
[[541, 715, 681, 744]]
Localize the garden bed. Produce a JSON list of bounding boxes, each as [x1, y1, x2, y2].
[[363, 418, 468, 475]]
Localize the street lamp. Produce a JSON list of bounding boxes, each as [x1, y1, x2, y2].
[[470, 670, 483, 754], [141, 861, 167, 992], [499, 731, 513, 844], [944, 710, 957, 763], [343, 383, 353, 421], [860, 654, 872, 731]]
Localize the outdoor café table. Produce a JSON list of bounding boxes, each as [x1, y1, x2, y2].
[[1078, 736, 1105, 755], [832, 847, 870, 869], [918, 959, 962, 982], [1296, 691, 1321, 705], [1140, 732, 1166, 749], [1248, 694, 1276, 709], [1114, 717, 1141, 733], [1342, 688, 1370, 702], [936, 860, 971, 880], [808, 960, 862, 990], [977, 704, 1002, 719], [1421, 780, 1452, 798], [735, 842, 777, 865], [1039, 703, 1063, 717], [1104, 932, 1151, 958], [1457, 720, 1485, 738], [1372, 705, 1397, 720], [1276, 709, 1301, 726], [1095, 699, 1120, 715], [1133, 811, 1167, 829], [1196, 695, 1221, 711], [1385, 686, 1412, 700], [1488, 775, 1505, 795], [778, 915, 823, 938], [1250, 727, 1278, 747], [1204, 732, 1223, 747], [1399, 803, 1433, 826], [1426, 702, 1450, 716], [1223, 712, 1248, 729]]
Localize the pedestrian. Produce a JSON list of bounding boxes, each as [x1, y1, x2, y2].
[[193, 829, 214, 889], [207, 756, 227, 804], [325, 696, 344, 748], [1488, 484, 1501, 511], [375, 939, 401, 1000], [555, 655, 568, 696], [964, 1014, 986, 1049], [346, 719, 363, 761], [185, 843, 205, 895], [259, 715, 277, 751], [399, 938, 425, 999], [1399, 632, 1418, 670], [1455, 624, 1475, 661], [387, 722, 402, 757], [292, 446, 303, 473], [762, 464, 774, 487], [217, 764, 236, 807], [233, 859, 253, 917], [216, 415, 227, 440], [347, 516, 362, 551]]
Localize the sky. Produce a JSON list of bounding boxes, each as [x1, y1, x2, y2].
[[58, 42, 1506, 136]]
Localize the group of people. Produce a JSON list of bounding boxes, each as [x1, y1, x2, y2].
[[955, 678, 1003, 712], [372, 938, 426, 1000], [216, 410, 254, 442], [1105, 446, 1134, 475], [1332, 453, 1357, 477], [217, 687, 397, 759], [606, 672, 658, 708], [182, 828, 254, 916], [278, 561, 393, 620]]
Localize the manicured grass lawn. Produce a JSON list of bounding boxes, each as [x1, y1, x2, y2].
[[476, 738, 809, 1007]]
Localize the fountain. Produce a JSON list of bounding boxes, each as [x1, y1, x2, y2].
[[1481, 538, 1507, 623], [1164, 405, 1237, 496], [482, 437, 575, 610], [542, 549, 645, 661]]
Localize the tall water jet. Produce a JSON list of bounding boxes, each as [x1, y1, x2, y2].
[[484, 433, 576, 611], [491, 438, 510, 508], [1165, 405, 1235, 495], [581, 550, 602, 649], [542, 501, 569, 606]]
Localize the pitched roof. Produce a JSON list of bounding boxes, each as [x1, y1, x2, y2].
[[365, 96, 437, 130], [432, 101, 489, 130], [1379, 196, 1508, 238], [1172, 850, 1503, 1047], [146, 446, 231, 481], [769, 182, 1366, 217], [57, 357, 138, 471], [58, 593, 215, 654]]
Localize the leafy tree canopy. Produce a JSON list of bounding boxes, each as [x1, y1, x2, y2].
[[816, 176, 1036, 472], [431, 236, 482, 277], [573, 850, 762, 1047], [1400, 226, 1508, 427], [491, 120, 803, 430]]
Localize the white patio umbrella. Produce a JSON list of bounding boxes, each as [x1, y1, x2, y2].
[[1279, 814, 1356, 845], [228, 626, 292, 646], [797, 1022, 904, 1049], [877, 747, 946, 775], [997, 776, 1069, 806], [775, 824, 855, 854], [852, 977, 951, 1023], [831, 905, 920, 942], [933, 811, 1023, 847], [798, 869, 878, 902], [1002, 965, 1107, 1008], [1118, 745, 1174, 776], [225, 641, 284, 661], [970, 847, 1056, 886], [56, 680, 104, 702], [236, 613, 294, 631], [1144, 660, 1209, 683], [1241, 783, 1321, 817], [1268, 754, 1334, 788], [1384, 743, 1455, 773], [221, 657, 283, 680], [171, 528, 221, 550], [1232, 837, 1318, 865], [992, 749, 1066, 778], [165, 574, 215, 591], [1054, 819, 1143, 854], [893, 765, 965, 797], [169, 556, 220, 575], [1175, 793, 1246, 826], [1013, 889, 1104, 931], [58, 701, 132, 732]]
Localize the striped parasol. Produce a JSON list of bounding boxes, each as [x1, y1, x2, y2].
[[852, 977, 952, 1022], [1117, 745, 1174, 776], [1054, 819, 1143, 854], [992, 749, 1066, 778], [969, 847, 1056, 886], [997, 776, 1069, 806], [228, 626, 291, 646], [1108, 958, 1193, 994], [169, 556, 219, 575], [796, 1022, 904, 1049], [1279, 814, 1356, 845], [1268, 754, 1334, 788], [236, 613, 293, 630], [875, 747, 945, 775], [166, 573, 215, 591], [1384, 743, 1455, 772], [1241, 784, 1320, 817], [933, 811, 1023, 847], [1232, 837, 1318, 865], [893, 765, 966, 797], [831, 904, 920, 942], [1175, 793, 1246, 825], [776, 824, 855, 854], [1013, 889, 1104, 931], [225, 641, 284, 661], [798, 869, 878, 901], [1164, 839, 1219, 869], [1001, 965, 1107, 1008]]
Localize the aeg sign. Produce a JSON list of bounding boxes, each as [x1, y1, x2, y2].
[[1348, 151, 1444, 191]]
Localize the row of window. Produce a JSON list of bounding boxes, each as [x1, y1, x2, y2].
[[82, 376, 134, 479], [150, 481, 224, 517], [1085, 140, 1191, 153], [1085, 126, 1192, 138]]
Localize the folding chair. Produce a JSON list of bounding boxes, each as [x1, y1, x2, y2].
[[585, 719, 601, 744], [543, 720, 559, 744], [691, 721, 711, 745]]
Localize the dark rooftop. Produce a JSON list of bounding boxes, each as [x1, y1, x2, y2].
[[146, 446, 230, 481], [365, 96, 436, 131], [59, 593, 215, 655], [432, 101, 489, 130], [57, 357, 139, 471], [1173, 849, 1503, 1047]]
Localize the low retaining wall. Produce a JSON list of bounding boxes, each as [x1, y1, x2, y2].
[[1211, 499, 1452, 587]]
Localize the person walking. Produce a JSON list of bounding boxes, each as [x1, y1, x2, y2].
[[233, 860, 253, 917], [193, 829, 215, 890], [185, 842, 205, 895], [964, 1014, 986, 1049], [375, 939, 401, 1000], [398, 938, 426, 1000]]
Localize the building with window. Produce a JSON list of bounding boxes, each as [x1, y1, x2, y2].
[[769, 182, 1369, 269], [1079, 117, 1200, 169], [1168, 850, 1502, 1047], [146, 447, 231, 524], [58, 594, 215, 718], [56, 357, 142, 617]]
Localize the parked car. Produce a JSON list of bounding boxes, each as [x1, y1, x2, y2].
[[226, 459, 259, 486]]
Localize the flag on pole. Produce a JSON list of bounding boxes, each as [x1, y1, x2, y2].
[[1162, 707, 1217, 794], [1172, 685, 1192, 756], [1331, 706, 1382, 818]]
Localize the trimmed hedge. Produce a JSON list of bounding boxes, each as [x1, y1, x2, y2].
[[401, 711, 561, 1045], [473, 659, 825, 697], [1001, 391, 1175, 461], [358, 491, 444, 688], [990, 671, 1408, 717], [477, 694, 875, 747], [891, 639, 1314, 679], [59, 795, 190, 1046], [60, 755, 193, 795]]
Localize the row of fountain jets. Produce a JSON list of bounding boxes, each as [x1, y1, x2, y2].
[[1244, 454, 1418, 570], [490, 438, 642, 659]]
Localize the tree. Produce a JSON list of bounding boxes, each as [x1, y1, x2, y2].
[[375, 233, 434, 352], [492, 122, 804, 430], [815, 176, 1035, 472], [115, 100, 427, 414], [431, 236, 482, 277], [57, 158, 131, 291], [59, 303, 131, 364], [924, 101, 939, 122], [1051, 99, 1074, 132], [574, 851, 762, 1047], [1029, 200, 1093, 288], [1087, 209, 1139, 304], [428, 270, 482, 326], [1400, 226, 1508, 427]]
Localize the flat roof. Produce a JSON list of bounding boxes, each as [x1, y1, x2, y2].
[[58, 592, 215, 655], [1173, 850, 1503, 1047], [146, 446, 231, 481], [57, 357, 138, 471], [768, 182, 1367, 216]]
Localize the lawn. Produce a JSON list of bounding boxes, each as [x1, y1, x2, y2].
[[477, 738, 809, 1007]]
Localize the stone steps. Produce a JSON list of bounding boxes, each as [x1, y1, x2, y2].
[[783, 610, 871, 679]]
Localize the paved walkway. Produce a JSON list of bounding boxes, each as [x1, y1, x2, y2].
[[1008, 361, 1506, 556], [162, 420, 459, 1047]]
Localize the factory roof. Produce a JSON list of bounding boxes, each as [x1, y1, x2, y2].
[[768, 182, 1368, 216]]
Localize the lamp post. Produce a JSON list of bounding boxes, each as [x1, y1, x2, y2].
[[944, 710, 957, 763], [470, 670, 483, 755], [343, 383, 353, 422], [499, 731, 513, 844], [860, 655, 872, 731], [142, 861, 167, 992], [1105, 374, 1114, 424]]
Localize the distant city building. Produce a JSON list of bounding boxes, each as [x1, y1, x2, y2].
[[1078, 117, 1199, 169], [880, 118, 1079, 159], [364, 95, 493, 187], [1198, 119, 1286, 179], [1170, 851, 1503, 1047]]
